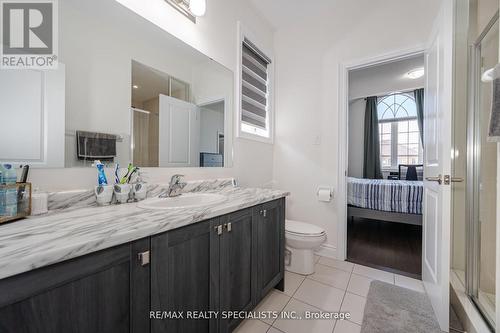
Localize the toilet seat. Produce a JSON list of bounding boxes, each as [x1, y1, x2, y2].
[[285, 220, 325, 237]]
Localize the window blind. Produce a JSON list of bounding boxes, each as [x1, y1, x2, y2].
[[241, 38, 271, 130]]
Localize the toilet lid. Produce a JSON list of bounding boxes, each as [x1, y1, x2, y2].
[[285, 220, 325, 236]]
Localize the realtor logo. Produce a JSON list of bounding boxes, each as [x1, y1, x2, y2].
[[1, 0, 58, 69]]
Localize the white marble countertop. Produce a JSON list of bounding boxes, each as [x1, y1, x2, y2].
[[0, 185, 288, 280]]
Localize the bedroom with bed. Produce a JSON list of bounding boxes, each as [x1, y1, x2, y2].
[[347, 55, 425, 279]]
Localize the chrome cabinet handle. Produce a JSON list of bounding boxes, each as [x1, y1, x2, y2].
[[224, 222, 232, 232], [214, 225, 223, 235], [138, 251, 150, 266], [260, 209, 267, 217], [425, 175, 442, 185]]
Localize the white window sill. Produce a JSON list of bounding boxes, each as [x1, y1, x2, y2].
[[237, 130, 274, 144]]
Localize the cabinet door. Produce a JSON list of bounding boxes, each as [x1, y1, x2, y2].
[[255, 199, 285, 301], [0, 239, 150, 333], [151, 219, 219, 333], [220, 208, 256, 333]]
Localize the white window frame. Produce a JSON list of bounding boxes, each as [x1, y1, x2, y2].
[[236, 21, 274, 144], [379, 117, 423, 170]]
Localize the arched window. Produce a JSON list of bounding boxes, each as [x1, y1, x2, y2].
[[377, 93, 422, 169]]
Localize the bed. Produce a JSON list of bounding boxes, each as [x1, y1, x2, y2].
[[347, 177, 423, 225]]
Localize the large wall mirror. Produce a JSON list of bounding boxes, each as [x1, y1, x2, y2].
[[0, 0, 234, 168]]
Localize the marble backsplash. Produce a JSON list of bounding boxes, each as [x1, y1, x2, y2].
[[46, 178, 236, 212]]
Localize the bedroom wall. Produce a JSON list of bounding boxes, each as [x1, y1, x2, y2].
[[272, 0, 440, 257], [347, 56, 425, 178], [26, 0, 275, 191]]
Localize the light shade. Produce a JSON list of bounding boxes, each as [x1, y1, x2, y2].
[[406, 68, 425, 79], [189, 0, 206, 17]]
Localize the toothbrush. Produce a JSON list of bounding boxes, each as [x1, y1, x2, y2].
[[126, 167, 139, 184], [114, 164, 120, 184], [120, 163, 134, 184]]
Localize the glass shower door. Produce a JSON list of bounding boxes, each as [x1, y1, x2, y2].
[[469, 13, 499, 327]]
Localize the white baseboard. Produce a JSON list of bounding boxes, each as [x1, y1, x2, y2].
[[314, 244, 337, 259]]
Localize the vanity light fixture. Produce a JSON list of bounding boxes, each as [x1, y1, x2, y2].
[[133, 85, 139, 89], [165, 0, 205, 22], [406, 68, 425, 79], [189, 0, 206, 17]]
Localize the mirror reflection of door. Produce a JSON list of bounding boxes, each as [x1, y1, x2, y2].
[[131, 60, 226, 168]]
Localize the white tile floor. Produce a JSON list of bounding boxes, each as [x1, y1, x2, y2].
[[233, 255, 424, 333]]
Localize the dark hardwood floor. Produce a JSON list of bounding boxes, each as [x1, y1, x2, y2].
[[347, 217, 422, 279]]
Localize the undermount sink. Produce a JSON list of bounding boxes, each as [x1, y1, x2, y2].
[[138, 193, 227, 210]]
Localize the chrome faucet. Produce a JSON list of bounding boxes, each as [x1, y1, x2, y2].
[[159, 174, 187, 198]]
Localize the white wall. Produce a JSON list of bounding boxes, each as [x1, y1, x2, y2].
[[272, 0, 439, 256], [347, 56, 425, 178], [27, 0, 275, 190], [348, 99, 365, 178]]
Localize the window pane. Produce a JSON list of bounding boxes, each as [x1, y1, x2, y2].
[[408, 144, 419, 155], [398, 156, 409, 165], [409, 132, 419, 144], [398, 120, 408, 132], [381, 134, 391, 145], [408, 156, 419, 164], [381, 157, 392, 168], [381, 144, 391, 155], [381, 122, 391, 133], [398, 132, 409, 144], [409, 120, 419, 132], [377, 93, 417, 121], [398, 144, 408, 155]]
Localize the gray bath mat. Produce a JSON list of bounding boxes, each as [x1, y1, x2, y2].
[[361, 281, 443, 333]]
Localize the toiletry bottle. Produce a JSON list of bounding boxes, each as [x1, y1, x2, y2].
[[0, 164, 17, 216]]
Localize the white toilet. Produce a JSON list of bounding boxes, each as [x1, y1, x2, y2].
[[285, 220, 326, 275]]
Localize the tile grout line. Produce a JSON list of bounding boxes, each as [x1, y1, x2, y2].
[[266, 272, 307, 331], [333, 264, 355, 333]]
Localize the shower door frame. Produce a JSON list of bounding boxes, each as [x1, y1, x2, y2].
[[466, 10, 499, 329]]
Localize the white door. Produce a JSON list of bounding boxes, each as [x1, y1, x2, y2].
[[422, 0, 454, 331], [158, 94, 200, 167]]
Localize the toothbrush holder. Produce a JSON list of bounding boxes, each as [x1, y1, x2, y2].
[[95, 185, 113, 206], [131, 182, 147, 201], [114, 184, 131, 204]]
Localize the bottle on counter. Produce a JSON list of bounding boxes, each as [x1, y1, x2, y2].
[[0, 164, 18, 217]]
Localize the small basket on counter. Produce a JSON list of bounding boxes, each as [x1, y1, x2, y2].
[[0, 182, 32, 224]]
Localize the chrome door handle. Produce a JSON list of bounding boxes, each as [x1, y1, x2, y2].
[[426, 175, 442, 185], [451, 177, 464, 182], [443, 175, 465, 185]]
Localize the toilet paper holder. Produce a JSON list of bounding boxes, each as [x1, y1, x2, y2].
[[317, 186, 333, 202]]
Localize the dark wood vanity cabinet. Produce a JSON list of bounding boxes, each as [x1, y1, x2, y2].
[[219, 208, 257, 333], [147, 198, 285, 333], [0, 238, 151, 333], [255, 199, 285, 302], [150, 219, 219, 333], [0, 198, 285, 333]]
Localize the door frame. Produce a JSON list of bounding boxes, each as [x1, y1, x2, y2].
[[336, 46, 426, 260]]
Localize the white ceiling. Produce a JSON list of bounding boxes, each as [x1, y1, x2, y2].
[[349, 55, 425, 100], [249, 0, 441, 31]]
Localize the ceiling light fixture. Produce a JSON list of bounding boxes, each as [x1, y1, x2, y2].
[[406, 68, 425, 79], [189, 0, 206, 17]]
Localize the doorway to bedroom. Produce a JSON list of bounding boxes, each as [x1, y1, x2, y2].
[[346, 54, 425, 279]]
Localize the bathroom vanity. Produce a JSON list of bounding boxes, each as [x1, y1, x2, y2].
[[0, 184, 287, 333]]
